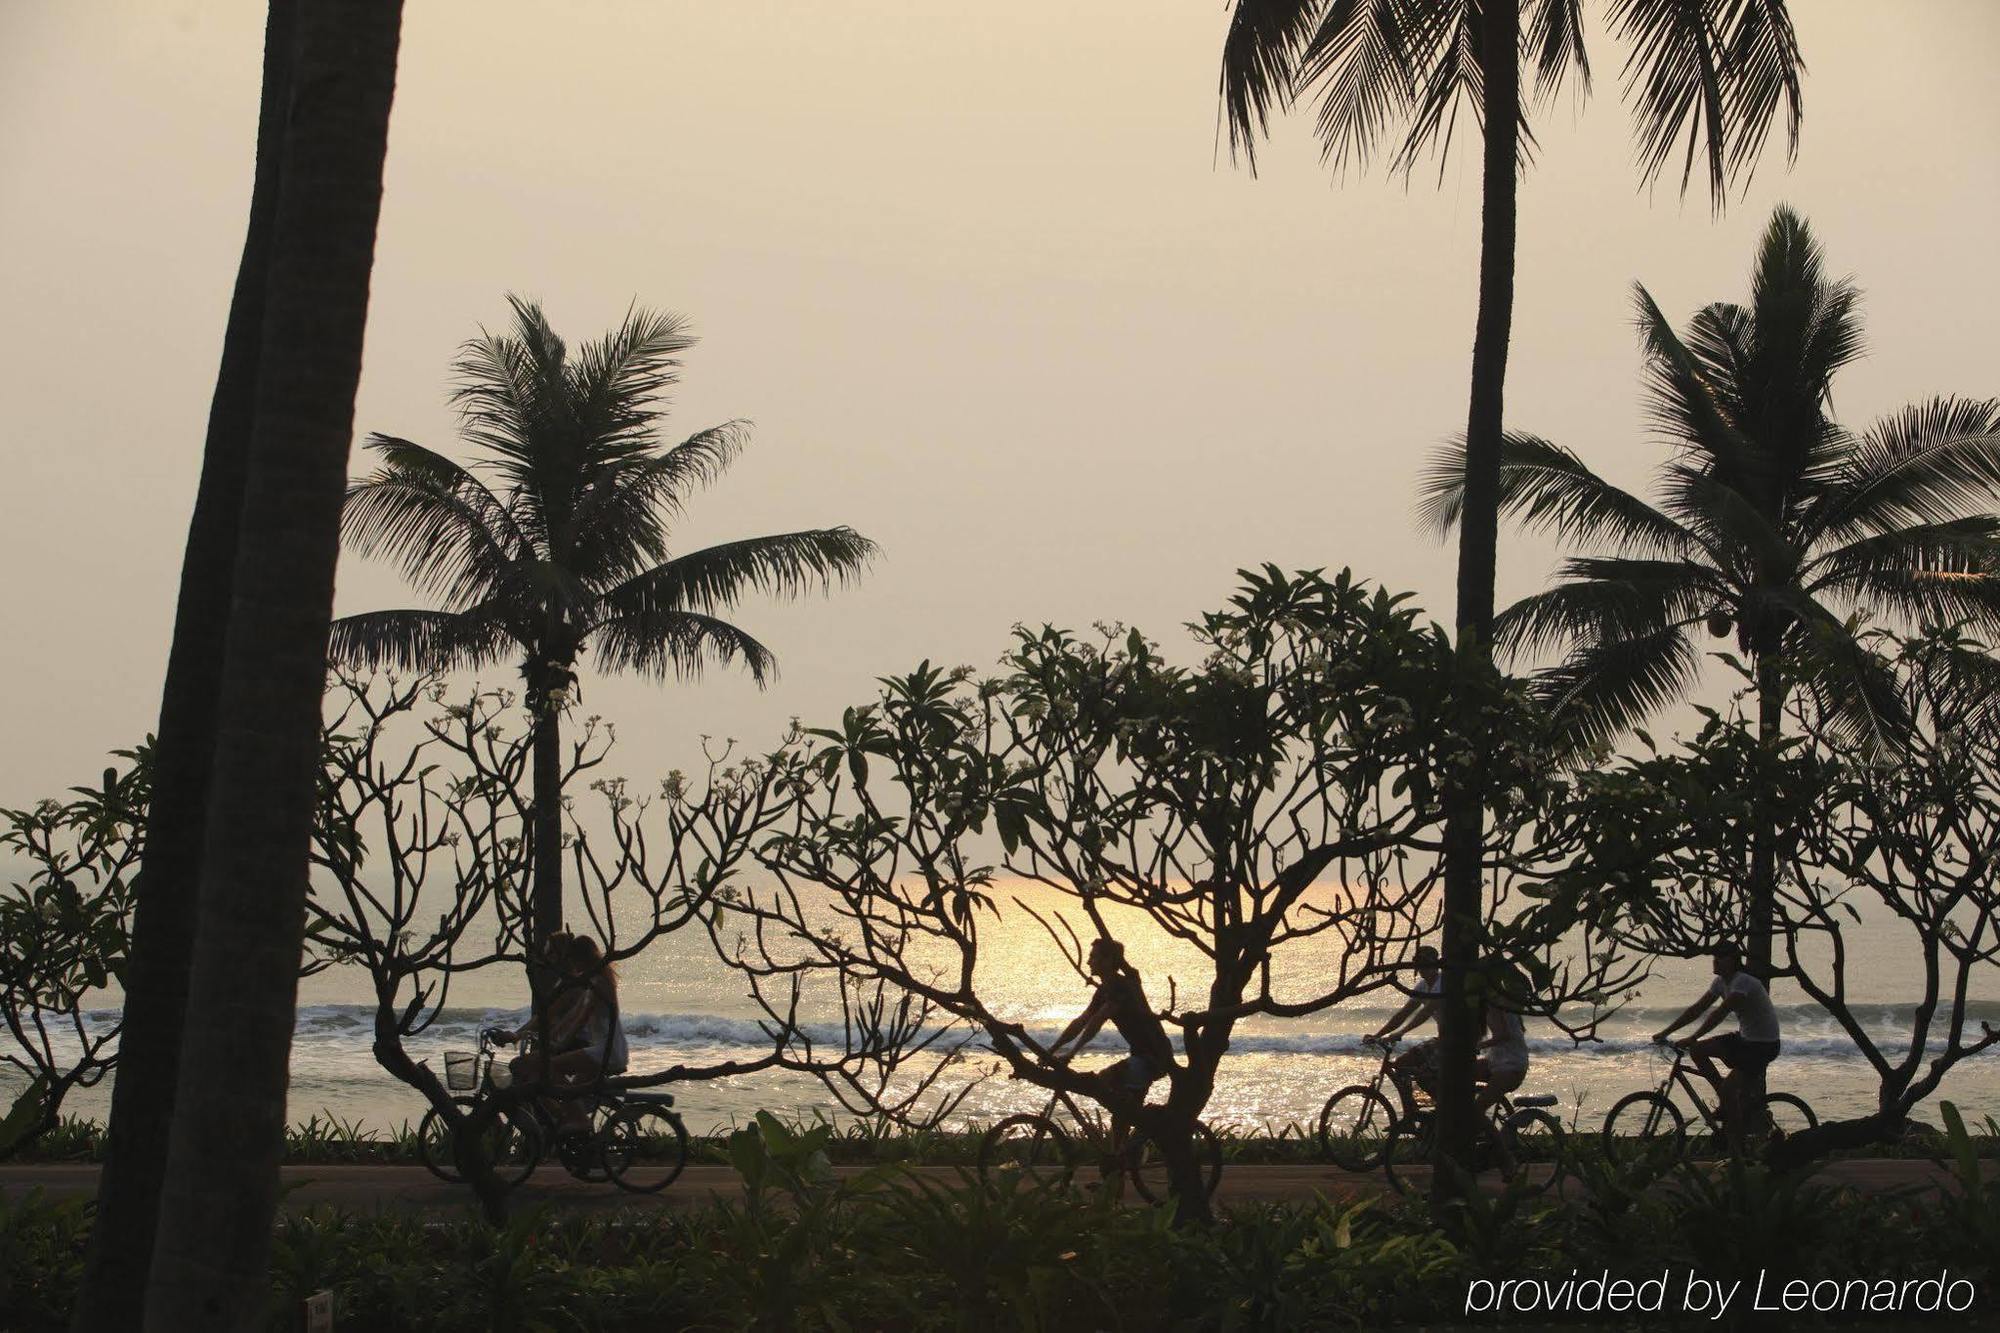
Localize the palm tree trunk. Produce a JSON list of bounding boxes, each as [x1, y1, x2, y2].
[[1743, 652, 1784, 1118], [532, 701, 565, 952], [1435, 0, 1520, 1201], [71, 5, 298, 1325], [1750, 655, 1781, 978], [141, 2, 402, 1325]]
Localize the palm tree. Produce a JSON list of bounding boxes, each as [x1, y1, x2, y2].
[[140, 1, 405, 1325], [1419, 205, 2000, 981], [74, 2, 302, 1326], [329, 297, 877, 952], [1218, 0, 1805, 1178]]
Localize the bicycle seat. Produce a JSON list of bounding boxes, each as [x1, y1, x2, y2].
[[621, 1091, 676, 1107], [1512, 1094, 1558, 1108]]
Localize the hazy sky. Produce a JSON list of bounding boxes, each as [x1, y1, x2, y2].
[[3, 1, 1998, 804]]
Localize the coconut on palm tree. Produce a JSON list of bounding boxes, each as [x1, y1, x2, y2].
[[1218, 0, 1805, 1178], [330, 297, 877, 952], [1419, 205, 2000, 980]]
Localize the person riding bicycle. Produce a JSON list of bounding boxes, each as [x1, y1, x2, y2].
[[490, 933, 629, 1136], [1364, 945, 1442, 1107], [1653, 943, 1781, 1149], [1476, 990, 1531, 1112], [1048, 938, 1176, 1111]]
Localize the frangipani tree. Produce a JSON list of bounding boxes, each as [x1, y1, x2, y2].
[[1568, 629, 2000, 1161], [710, 568, 1630, 1221]]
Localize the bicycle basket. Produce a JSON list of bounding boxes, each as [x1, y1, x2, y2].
[[443, 1051, 479, 1091]]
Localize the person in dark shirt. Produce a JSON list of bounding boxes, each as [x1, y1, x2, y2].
[[1049, 937, 1177, 1106]]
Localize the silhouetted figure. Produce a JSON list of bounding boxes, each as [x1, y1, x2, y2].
[[1655, 944, 1782, 1150], [1049, 938, 1176, 1108]]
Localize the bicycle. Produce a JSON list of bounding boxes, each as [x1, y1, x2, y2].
[[1381, 1093, 1568, 1198], [418, 1029, 690, 1193], [1318, 1037, 1567, 1195], [1315, 1035, 1415, 1171], [978, 1080, 1224, 1203], [1600, 1037, 1817, 1165]]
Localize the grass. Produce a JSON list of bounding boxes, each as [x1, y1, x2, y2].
[[10, 1108, 1998, 1167]]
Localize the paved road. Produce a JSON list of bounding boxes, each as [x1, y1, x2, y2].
[[0, 1158, 1982, 1215]]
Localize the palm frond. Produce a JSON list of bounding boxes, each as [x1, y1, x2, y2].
[[1810, 397, 2000, 542], [1826, 565, 2000, 640], [596, 528, 880, 623], [1609, 0, 1802, 205], [1523, 0, 1590, 104], [1654, 464, 1790, 580], [1532, 625, 1704, 753], [1218, 0, 1324, 171], [1741, 208, 1863, 474], [326, 607, 517, 674], [1418, 431, 1696, 557], [449, 297, 566, 469], [1495, 557, 1718, 662], [342, 436, 522, 607], [1293, 0, 1425, 175], [1769, 592, 1906, 756], [1810, 515, 2000, 590], [1632, 284, 1768, 492], [565, 304, 698, 456], [590, 608, 778, 686], [1383, 0, 1487, 180]]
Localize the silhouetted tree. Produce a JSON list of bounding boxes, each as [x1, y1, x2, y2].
[[74, 2, 299, 1322], [140, 0, 404, 1324], [0, 754, 147, 1158], [1218, 0, 1806, 1182], [329, 297, 876, 958], [1571, 630, 2000, 1163], [307, 672, 851, 1223], [1420, 207, 2000, 987], [711, 569, 1627, 1223]]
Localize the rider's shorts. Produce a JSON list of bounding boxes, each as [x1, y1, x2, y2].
[[1706, 1033, 1780, 1070], [1484, 1049, 1528, 1091]]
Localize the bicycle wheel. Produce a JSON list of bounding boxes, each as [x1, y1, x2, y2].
[[978, 1115, 1076, 1190], [1317, 1086, 1397, 1172], [1500, 1108, 1566, 1197], [1381, 1115, 1436, 1198], [1601, 1091, 1687, 1168], [1127, 1120, 1223, 1204], [553, 1105, 618, 1183], [1758, 1092, 1817, 1142], [418, 1098, 539, 1187], [603, 1103, 689, 1194]]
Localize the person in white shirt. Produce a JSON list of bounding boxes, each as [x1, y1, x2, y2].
[[1654, 944, 1782, 1145], [1366, 946, 1442, 1105]]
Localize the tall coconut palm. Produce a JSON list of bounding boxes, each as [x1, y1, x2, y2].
[[329, 298, 877, 952], [140, 1, 405, 1324], [1219, 0, 1805, 1177], [1419, 205, 2000, 982], [74, 4, 301, 1326]]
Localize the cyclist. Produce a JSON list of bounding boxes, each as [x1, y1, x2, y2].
[[1365, 945, 1442, 1105], [1653, 944, 1781, 1149], [1476, 990, 1530, 1112], [491, 934, 629, 1135], [1048, 937, 1177, 1111]]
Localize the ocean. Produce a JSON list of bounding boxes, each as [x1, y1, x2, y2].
[[21, 885, 1999, 1138]]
